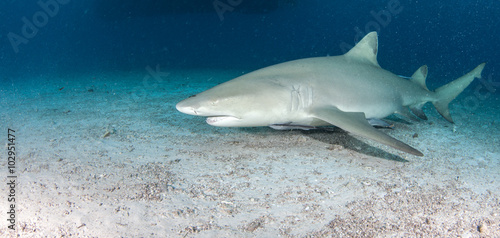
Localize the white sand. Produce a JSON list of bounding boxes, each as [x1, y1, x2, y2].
[[1, 69, 499, 237]]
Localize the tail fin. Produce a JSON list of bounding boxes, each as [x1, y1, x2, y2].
[[433, 63, 486, 123]]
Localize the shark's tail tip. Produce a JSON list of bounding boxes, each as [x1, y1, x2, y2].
[[432, 63, 486, 123]]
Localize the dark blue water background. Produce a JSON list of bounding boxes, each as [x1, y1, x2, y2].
[[1, 0, 498, 90]]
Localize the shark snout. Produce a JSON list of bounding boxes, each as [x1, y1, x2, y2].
[[176, 99, 240, 127], [176, 100, 199, 115], [176, 99, 221, 117]]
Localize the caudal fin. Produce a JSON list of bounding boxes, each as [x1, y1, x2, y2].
[[433, 63, 486, 123]]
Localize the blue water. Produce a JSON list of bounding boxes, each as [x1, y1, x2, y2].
[[1, 2, 499, 236], [1, 0, 498, 84]]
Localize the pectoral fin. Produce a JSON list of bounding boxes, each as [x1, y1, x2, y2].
[[311, 107, 423, 156]]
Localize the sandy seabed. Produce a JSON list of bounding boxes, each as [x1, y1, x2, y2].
[[1, 69, 499, 237]]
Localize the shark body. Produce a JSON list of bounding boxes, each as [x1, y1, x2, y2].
[[176, 32, 485, 156]]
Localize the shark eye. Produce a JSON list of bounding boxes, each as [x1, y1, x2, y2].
[[188, 95, 197, 98]]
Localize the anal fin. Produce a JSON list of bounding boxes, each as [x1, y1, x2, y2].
[[410, 103, 428, 120]]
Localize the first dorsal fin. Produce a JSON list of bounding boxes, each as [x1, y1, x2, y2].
[[344, 31, 380, 67]]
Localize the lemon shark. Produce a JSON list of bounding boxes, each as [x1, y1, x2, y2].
[[176, 32, 485, 156]]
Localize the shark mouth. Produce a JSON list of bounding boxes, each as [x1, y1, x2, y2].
[[206, 116, 240, 126]]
